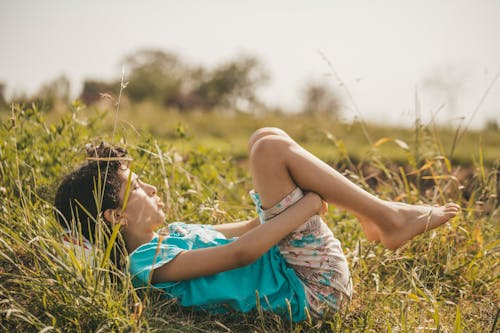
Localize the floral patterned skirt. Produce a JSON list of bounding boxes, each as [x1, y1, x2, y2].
[[250, 188, 352, 317]]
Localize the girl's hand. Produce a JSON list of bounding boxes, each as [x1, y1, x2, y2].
[[304, 192, 328, 216], [320, 199, 328, 216]]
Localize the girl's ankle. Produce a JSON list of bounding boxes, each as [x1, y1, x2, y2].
[[377, 201, 403, 232]]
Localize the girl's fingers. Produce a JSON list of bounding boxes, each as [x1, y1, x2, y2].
[[320, 200, 328, 216]]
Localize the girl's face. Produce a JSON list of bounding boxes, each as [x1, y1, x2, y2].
[[117, 168, 166, 231]]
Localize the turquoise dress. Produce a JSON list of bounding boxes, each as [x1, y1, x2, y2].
[[129, 222, 309, 321]]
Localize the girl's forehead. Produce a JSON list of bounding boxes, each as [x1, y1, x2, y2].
[[119, 167, 135, 179], [117, 168, 138, 195], [117, 168, 130, 181]]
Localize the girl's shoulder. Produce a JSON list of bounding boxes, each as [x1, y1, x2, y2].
[[166, 222, 216, 237], [131, 222, 228, 256], [166, 222, 230, 247]]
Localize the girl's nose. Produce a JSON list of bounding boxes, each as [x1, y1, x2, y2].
[[150, 185, 157, 196], [143, 182, 157, 196]]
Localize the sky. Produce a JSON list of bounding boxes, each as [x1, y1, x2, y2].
[[1, 0, 499, 128]]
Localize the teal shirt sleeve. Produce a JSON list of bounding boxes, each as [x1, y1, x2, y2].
[[129, 223, 221, 289], [128, 235, 182, 289]]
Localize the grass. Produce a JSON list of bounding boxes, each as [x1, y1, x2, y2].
[[0, 102, 499, 332], [36, 99, 500, 167]]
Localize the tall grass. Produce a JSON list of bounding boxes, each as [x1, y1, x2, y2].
[[0, 102, 498, 332]]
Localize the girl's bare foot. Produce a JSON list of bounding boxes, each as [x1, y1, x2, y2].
[[378, 202, 460, 250], [354, 214, 382, 243]]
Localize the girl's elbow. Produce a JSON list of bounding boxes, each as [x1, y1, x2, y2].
[[232, 246, 260, 267]]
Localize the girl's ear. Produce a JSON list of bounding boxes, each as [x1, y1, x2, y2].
[[103, 208, 122, 224]]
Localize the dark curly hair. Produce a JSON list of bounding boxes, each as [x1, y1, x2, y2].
[[54, 143, 130, 267]]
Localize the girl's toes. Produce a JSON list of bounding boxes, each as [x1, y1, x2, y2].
[[445, 209, 458, 218]]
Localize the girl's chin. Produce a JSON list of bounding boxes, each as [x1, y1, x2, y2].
[[156, 216, 166, 226]]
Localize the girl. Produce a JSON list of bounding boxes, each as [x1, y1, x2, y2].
[[54, 127, 460, 321]]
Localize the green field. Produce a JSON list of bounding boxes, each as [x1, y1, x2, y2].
[[0, 103, 499, 332], [94, 101, 500, 166]]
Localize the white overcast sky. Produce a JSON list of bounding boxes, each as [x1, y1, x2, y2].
[[1, 0, 499, 128]]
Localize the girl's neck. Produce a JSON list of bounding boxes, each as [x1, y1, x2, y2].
[[123, 230, 155, 253]]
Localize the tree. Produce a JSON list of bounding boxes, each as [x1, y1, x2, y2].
[[301, 80, 341, 116], [122, 49, 185, 103], [0, 82, 7, 110], [34, 74, 71, 110], [80, 80, 120, 105], [82, 49, 270, 112], [191, 55, 269, 111]]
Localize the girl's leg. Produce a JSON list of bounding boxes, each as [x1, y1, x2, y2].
[[248, 127, 382, 242], [248, 127, 460, 250]]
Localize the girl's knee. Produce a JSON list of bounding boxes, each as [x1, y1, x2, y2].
[[247, 127, 290, 153], [249, 135, 291, 166]]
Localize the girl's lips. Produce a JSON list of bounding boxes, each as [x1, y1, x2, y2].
[[154, 196, 165, 209]]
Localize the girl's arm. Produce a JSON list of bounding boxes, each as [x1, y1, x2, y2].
[[212, 216, 260, 238], [152, 192, 323, 283]]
